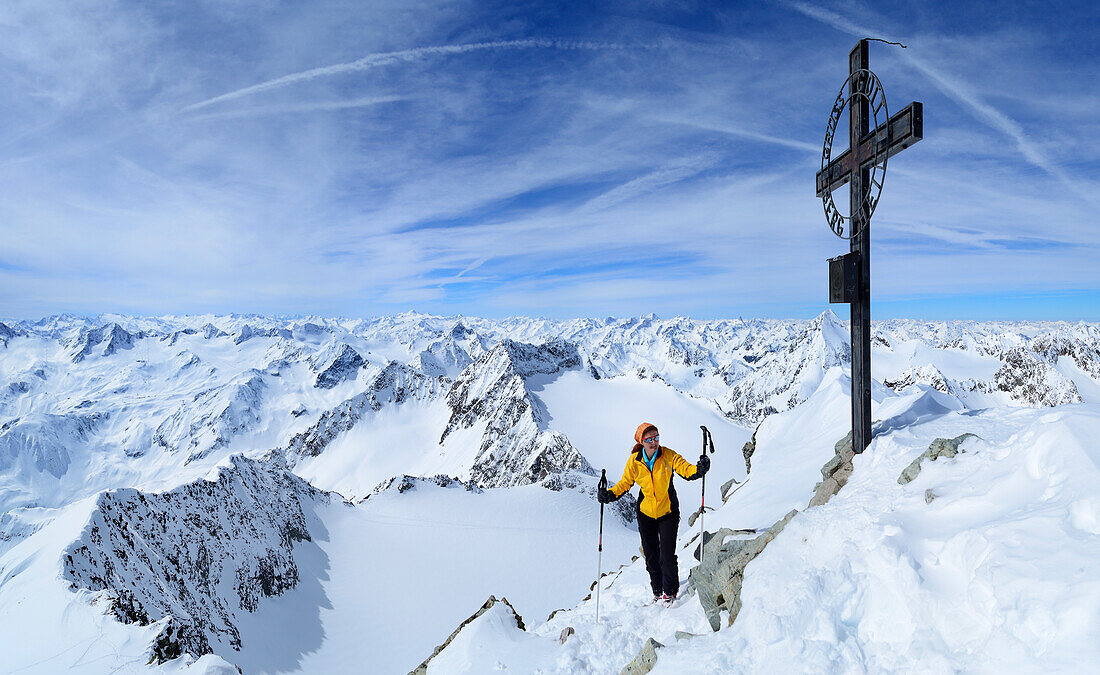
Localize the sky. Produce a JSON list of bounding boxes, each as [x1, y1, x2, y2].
[[1, 0, 1098, 322]]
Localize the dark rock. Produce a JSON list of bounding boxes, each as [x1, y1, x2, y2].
[[314, 344, 364, 389]]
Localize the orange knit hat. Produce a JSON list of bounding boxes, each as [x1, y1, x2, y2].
[[633, 422, 658, 451]]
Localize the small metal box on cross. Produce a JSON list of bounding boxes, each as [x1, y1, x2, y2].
[[815, 39, 923, 455]]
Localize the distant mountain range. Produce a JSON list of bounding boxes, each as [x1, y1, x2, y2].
[[3, 311, 1096, 512]]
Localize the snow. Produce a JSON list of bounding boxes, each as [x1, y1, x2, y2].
[[532, 369, 750, 483], [424, 376, 1100, 673], [2, 312, 1100, 673], [0, 498, 162, 673], [274, 480, 640, 674], [423, 602, 560, 674], [292, 398, 453, 499]]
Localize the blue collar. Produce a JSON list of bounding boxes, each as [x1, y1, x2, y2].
[[640, 446, 659, 472]]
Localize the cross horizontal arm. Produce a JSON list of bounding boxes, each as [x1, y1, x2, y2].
[[816, 101, 923, 198]]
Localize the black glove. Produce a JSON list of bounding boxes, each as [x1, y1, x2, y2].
[[597, 487, 615, 504], [696, 454, 710, 475]]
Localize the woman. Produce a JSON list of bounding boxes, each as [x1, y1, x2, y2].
[[598, 422, 709, 607]]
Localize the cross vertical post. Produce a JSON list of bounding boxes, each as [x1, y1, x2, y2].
[[849, 40, 872, 456]]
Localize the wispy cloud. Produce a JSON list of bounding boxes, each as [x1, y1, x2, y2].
[[1, 1, 1097, 320]]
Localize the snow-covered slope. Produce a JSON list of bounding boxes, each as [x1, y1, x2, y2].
[[417, 375, 1100, 673], [1, 312, 1098, 672]]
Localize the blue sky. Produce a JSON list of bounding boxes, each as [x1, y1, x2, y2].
[[1, 0, 1097, 321]]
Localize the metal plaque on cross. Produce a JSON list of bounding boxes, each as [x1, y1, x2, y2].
[[815, 39, 923, 454]]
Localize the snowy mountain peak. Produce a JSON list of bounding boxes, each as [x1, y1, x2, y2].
[[313, 344, 364, 389], [440, 338, 592, 488], [152, 372, 267, 463], [61, 454, 329, 664], [69, 323, 136, 363]]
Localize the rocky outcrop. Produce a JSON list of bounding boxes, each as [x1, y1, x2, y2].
[[741, 422, 763, 475], [411, 323, 484, 379], [313, 344, 364, 389], [0, 321, 21, 347], [201, 323, 227, 340], [233, 325, 292, 345], [620, 637, 664, 675], [411, 595, 525, 674], [286, 362, 444, 458], [687, 509, 798, 632], [809, 432, 856, 508], [0, 413, 101, 480], [718, 311, 850, 425], [898, 433, 978, 485], [61, 455, 327, 663], [542, 472, 637, 524], [367, 473, 483, 498], [885, 364, 952, 394], [1031, 328, 1100, 380], [994, 347, 1081, 407], [164, 328, 199, 346]]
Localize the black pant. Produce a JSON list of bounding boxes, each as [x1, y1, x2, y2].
[[637, 510, 680, 597]]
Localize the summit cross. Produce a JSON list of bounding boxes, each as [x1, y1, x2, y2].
[[816, 39, 923, 454]]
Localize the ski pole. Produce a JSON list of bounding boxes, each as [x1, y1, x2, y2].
[[698, 426, 715, 564], [596, 469, 607, 624]]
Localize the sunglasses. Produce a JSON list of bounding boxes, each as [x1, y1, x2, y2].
[[642, 435, 660, 444]]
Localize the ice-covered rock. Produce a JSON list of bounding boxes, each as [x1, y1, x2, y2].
[[441, 339, 593, 488], [313, 344, 364, 389]]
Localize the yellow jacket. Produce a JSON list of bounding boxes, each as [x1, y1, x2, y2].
[[610, 446, 699, 519]]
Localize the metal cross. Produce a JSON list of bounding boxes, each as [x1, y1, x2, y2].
[[816, 39, 923, 454]]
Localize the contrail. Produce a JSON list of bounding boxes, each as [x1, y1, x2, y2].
[[183, 39, 617, 113], [186, 96, 407, 121]]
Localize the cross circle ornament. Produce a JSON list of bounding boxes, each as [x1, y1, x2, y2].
[[821, 68, 889, 239]]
